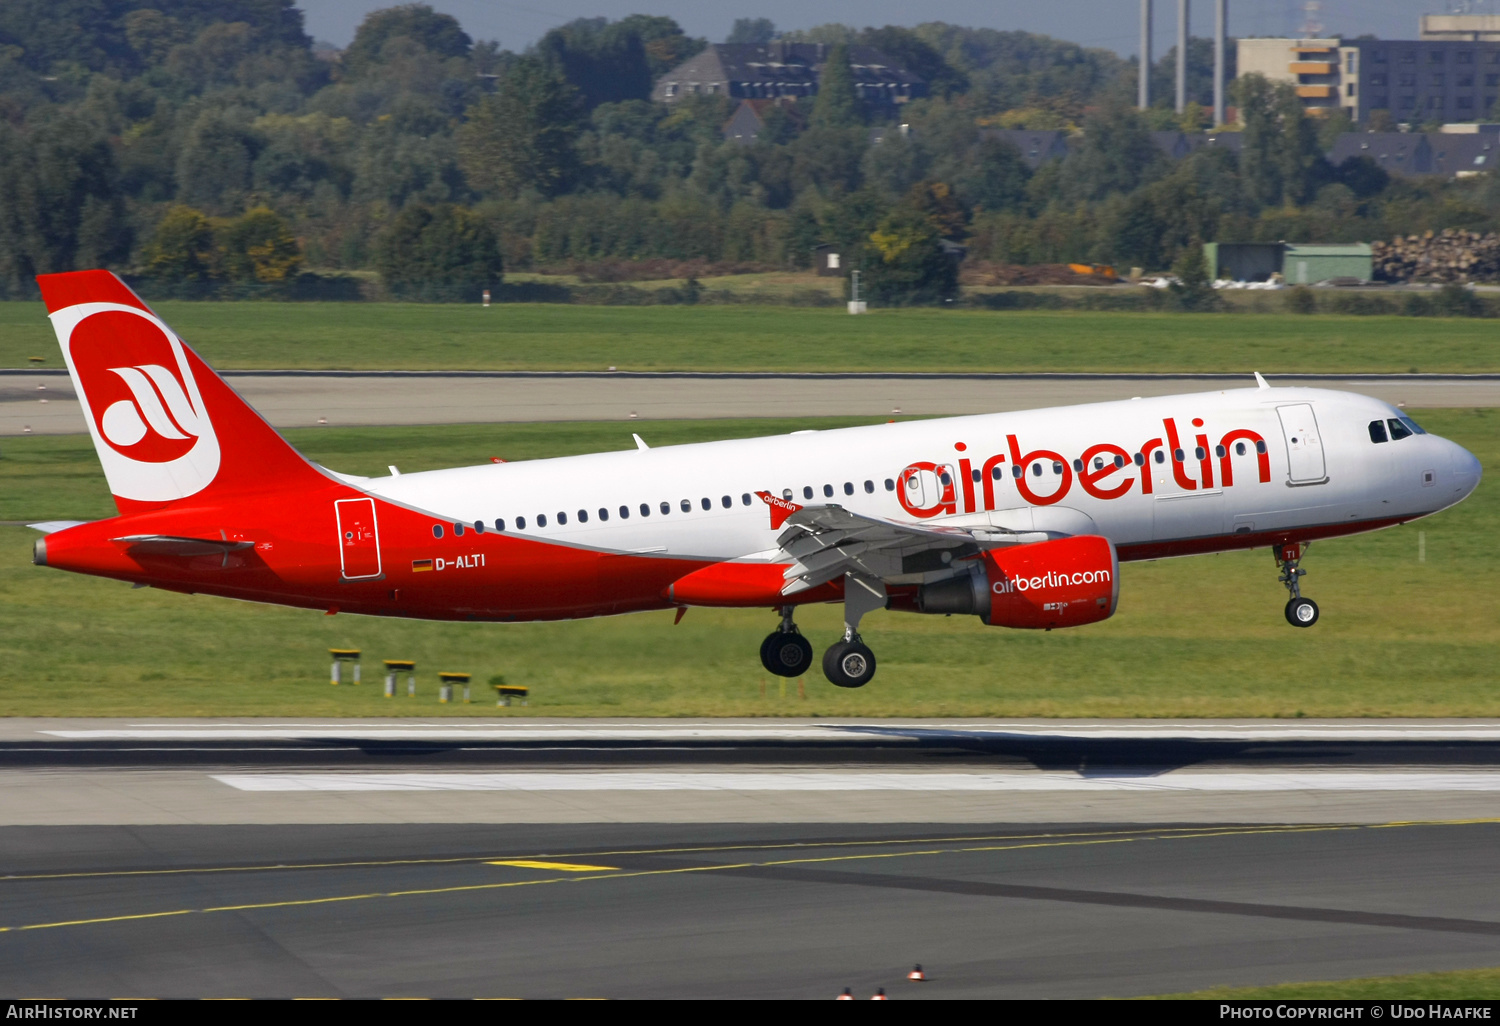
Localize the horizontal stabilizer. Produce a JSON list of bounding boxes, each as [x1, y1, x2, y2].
[[27, 521, 86, 534]]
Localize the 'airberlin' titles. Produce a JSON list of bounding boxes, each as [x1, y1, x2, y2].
[[992, 568, 1112, 594], [897, 417, 1272, 518]]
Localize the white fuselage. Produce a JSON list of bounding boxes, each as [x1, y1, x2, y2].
[[359, 387, 1481, 561]]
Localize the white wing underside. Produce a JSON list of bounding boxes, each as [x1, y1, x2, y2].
[[774, 505, 1071, 596]]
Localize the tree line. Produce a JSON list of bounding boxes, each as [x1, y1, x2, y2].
[[1, 3, 1498, 301]]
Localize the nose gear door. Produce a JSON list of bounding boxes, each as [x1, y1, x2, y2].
[[1276, 404, 1327, 484], [335, 497, 383, 579]]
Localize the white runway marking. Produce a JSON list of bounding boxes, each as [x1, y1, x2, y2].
[[212, 771, 1500, 793], [44, 728, 894, 741], [41, 724, 1500, 742]]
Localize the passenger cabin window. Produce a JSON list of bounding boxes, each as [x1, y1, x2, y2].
[[454, 523, 465, 536], [494, 519, 505, 532], [844, 482, 854, 495], [1369, 420, 1389, 443], [884, 479, 895, 491], [557, 512, 567, 525], [991, 466, 1003, 480], [599, 508, 609, 521], [783, 489, 793, 500], [1214, 445, 1226, 458], [1387, 418, 1412, 441], [741, 493, 752, 504], [538, 514, 548, 527], [802, 486, 813, 499], [1173, 448, 1185, 462], [681, 499, 692, 513], [474, 521, 485, 534], [1012, 465, 1023, 478], [640, 503, 650, 517], [577, 510, 588, 523], [1155, 451, 1166, 464], [823, 484, 834, 497], [1073, 459, 1084, 473], [660, 501, 671, 515], [1051, 462, 1063, 475], [619, 506, 629, 519], [515, 516, 526, 530], [1194, 447, 1207, 461], [1256, 440, 1268, 454], [432, 524, 444, 538], [1031, 463, 1042, 477], [1134, 452, 1146, 466], [721, 495, 732, 508], [864, 480, 875, 493]]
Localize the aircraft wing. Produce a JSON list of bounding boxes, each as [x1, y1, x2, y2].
[[774, 505, 1032, 595]]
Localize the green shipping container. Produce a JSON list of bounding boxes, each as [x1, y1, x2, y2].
[[1283, 243, 1373, 285]]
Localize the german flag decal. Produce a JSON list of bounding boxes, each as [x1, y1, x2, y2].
[[411, 559, 434, 572]]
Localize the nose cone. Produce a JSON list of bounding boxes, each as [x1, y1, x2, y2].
[[1450, 441, 1483, 502]]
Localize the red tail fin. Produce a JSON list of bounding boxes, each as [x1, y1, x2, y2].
[[38, 270, 325, 515]]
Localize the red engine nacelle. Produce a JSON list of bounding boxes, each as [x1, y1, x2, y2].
[[913, 535, 1119, 630]]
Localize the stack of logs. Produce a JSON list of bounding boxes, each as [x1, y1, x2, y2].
[[1372, 229, 1500, 284]]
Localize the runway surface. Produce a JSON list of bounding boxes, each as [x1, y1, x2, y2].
[[3, 718, 1500, 997], [5, 371, 1497, 435]]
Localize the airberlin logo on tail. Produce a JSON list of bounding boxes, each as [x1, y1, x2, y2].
[[99, 364, 205, 458], [52, 302, 221, 502]]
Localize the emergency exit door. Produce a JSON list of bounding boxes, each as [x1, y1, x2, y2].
[[1277, 404, 1327, 484], [335, 498, 383, 579]]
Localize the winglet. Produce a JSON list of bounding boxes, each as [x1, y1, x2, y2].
[[755, 490, 802, 530], [632, 433, 649, 450], [1254, 371, 1270, 390]]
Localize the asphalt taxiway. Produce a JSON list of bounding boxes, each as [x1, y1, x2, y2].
[[5, 371, 1497, 435], [3, 718, 1500, 998]]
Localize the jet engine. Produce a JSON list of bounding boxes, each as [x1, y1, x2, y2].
[[915, 535, 1119, 630]]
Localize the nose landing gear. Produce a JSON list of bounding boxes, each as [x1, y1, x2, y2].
[[1276, 542, 1320, 628], [760, 606, 813, 677]]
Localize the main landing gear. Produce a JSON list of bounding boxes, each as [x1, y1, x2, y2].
[[760, 606, 813, 678], [760, 575, 889, 689], [823, 574, 887, 689], [1275, 542, 1320, 628]]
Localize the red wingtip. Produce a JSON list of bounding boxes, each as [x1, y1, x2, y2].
[[36, 270, 150, 316]]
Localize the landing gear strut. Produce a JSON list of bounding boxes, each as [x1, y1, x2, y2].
[[823, 574, 886, 688], [760, 606, 813, 677], [1275, 542, 1319, 628]]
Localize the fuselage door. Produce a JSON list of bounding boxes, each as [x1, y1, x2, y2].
[[335, 497, 383, 579], [1276, 404, 1327, 484]]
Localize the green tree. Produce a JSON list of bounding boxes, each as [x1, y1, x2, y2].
[[458, 57, 581, 198], [726, 19, 776, 45], [1059, 99, 1160, 203], [811, 42, 860, 129], [538, 17, 652, 110], [219, 207, 303, 282], [862, 205, 957, 305], [1236, 74, 1328, 209], [342, 3, 471, 78], [142, 206, 218, 282], [1169, 241, 1218, 311], [374, 203, 502, 299], [954, 136, 1030, 212], [175, 110, 260, 214]]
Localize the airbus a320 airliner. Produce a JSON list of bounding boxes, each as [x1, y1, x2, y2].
[[28, 271, 1482, 687]]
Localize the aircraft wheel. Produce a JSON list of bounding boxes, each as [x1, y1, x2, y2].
[[823, 640, 877, 688], [1285, 597, 1320, 628], [760, 631, 813, 677]]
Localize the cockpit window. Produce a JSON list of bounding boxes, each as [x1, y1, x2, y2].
[[1369, 420, 1389, 443], [1387, 418, 1412, 441], [1400, 416, 1426, 435]]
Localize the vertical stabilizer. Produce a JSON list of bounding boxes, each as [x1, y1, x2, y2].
[[38, 270, 325, 514]]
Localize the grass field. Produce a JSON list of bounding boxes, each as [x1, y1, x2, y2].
[[1153, 965, 1500, 999], [0, 409, 1494, 718], [6, 301, 1500, 373]]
